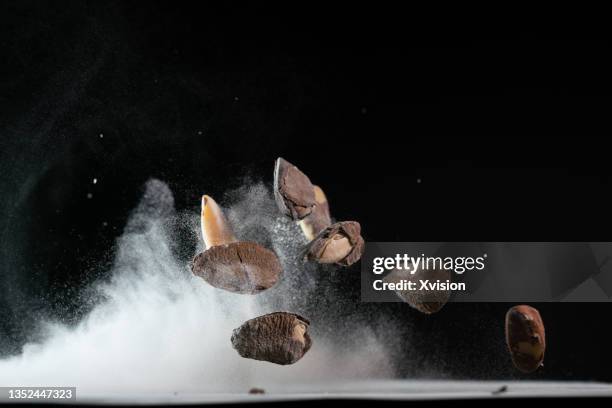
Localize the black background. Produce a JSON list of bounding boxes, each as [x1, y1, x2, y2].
[[1, 1, 611, 384]]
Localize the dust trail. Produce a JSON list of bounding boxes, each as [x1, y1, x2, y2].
[[0, 179, 396, 394]]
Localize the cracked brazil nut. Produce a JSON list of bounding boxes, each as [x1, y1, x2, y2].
[[231, 312, 312, 365], [191, 195, 282, 294], [273, 157, 316, 220], [384, 264, 451, 314], [303, 221, 365, 266]]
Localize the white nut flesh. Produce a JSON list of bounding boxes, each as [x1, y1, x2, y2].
[[316, 234, 352, 263]]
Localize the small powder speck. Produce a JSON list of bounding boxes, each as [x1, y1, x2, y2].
[[87, 193, 93, 199]]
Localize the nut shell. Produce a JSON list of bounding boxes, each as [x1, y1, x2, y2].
[[299, 185, 332, 240], [231, 312, 312, 365], [304, 221, 365, 266], [505, 305, 546, 373], [273, 158, 316, 220], [384, 264, 451, 314], [191, 242, 282, 294]]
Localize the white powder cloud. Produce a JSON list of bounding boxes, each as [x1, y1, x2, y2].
[[0, 179, 395, 396]]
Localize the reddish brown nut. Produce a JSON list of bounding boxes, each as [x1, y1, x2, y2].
[[298, 185, 332, 241], [505, 305, 546, 373], [273, 157, 316, 220], [231, 312, 312, 365], [384, 264, 451, 314], [303, 221, 364, 266], [192, 241, 281, 294], [191, 195, 282, 294]]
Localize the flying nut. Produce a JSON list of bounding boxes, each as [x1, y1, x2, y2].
[[303, 221, 364, 266], [231, 312, 312, 365], [191, 195, 282, 294], [505, 305, 546, 373], [273, 157, 316, 220]]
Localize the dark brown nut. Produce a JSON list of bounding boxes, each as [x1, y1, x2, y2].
[[249, 388, 265, 395], [192, 242, 282, 294], [384, 264, 451, 314], [191, 195, 282, 294], [273, 157, 316, 220], [299, 185, 332, 241], [231, 312, 312, 365], [303, 221, 364, 266], [505, 305, 546, 373]]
